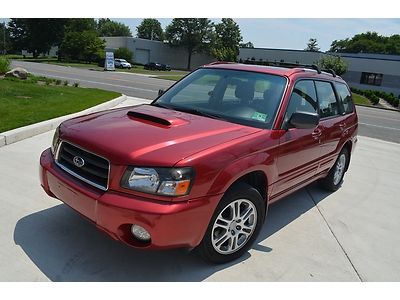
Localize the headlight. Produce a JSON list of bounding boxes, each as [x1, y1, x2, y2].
[[51, 126, 60, 155], [121, 167, 194, 196]]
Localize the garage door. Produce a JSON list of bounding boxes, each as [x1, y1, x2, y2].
[[136, 49, 150, 64]]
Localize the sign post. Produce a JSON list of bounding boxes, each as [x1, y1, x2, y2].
[[105, 52, 115, 71]]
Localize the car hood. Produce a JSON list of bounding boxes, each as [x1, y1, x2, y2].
[[60, 104, 262, 166]]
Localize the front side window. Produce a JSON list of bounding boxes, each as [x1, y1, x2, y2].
[[283, 80, 318, 125], [155, 68, 287, 129], [335, 82, 354, 114], [315, 81, 339, 118]]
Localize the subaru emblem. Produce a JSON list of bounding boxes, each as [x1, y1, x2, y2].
[[73, 156, 85, 168]]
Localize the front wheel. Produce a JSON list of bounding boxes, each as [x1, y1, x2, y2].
[[320, 148, 349, 191], [197, 182, 265, 264]]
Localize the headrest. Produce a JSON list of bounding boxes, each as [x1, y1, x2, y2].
[[235, 81, 254, 102]]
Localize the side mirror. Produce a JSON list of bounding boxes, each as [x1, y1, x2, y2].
[[289, 112, 319, 129], [158, 89, 165, 97]]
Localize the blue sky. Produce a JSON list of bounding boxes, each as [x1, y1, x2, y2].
[[114, 18, 400, 51], [1, 18, 399, 51]]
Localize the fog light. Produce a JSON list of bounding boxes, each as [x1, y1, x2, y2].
[[131, 225, 151, 242]]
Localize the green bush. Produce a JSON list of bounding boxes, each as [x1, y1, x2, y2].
[[114, 47, 133, 62], [63, 80, 69, 86], [73, 82, 79, 88], [0, 56, 11, 74], [55, 79, 62, 85]]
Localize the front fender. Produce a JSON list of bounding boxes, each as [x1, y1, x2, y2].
[[207, 152, 276, 198]]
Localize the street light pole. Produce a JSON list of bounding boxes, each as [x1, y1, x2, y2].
[[2, 21, 5, 55]]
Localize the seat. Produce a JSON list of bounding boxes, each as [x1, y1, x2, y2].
[[234, 81, 255, 105]]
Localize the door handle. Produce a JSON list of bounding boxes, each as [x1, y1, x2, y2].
[[339, 122, 346, 131], [312, 128, 322, 139]]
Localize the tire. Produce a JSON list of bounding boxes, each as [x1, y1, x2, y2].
[[197, 182, 265, 264], [320, 148, 349, 191]]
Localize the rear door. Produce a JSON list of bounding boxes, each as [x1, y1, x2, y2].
[[314, 80, 346, 172], [274, 80, 322, 195]]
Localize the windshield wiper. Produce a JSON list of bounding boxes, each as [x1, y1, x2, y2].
[[152, 102, 226, 121], [151, 102, 171, 109], [172, 106, 226, 121]]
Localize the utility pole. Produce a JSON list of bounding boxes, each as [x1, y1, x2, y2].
[[2, 21, 5, 55]]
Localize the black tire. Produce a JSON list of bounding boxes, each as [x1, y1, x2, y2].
[[320, 148, 349, 191], [197, 182, 265, 264]]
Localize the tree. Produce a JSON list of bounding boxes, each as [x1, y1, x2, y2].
[[240, 41, 254, 48], [211, 18, 242, 61], [329, 31, 400, 55], [318, 55, 348, 76], [8, 18, 68, 57], [165, 18, 214, 70], [60, 27, 105, 63], [66, 18, 97, 32], [0, 22, 11, 54], [97, 18, 132, 37], [305, 38, 320, 52], [114, 47, 133, 62], [136, 18, 164, 41]]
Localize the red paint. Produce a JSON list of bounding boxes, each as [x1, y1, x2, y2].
[[40, 64, 358, 249]]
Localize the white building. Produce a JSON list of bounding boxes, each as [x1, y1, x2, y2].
[[103, 37, 400, 97]]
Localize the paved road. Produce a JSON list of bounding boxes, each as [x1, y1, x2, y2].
[[11, 60, 400, 143], [356, 106, 400, 143], [11, 60, 172, 100], [0, 95, 399, 280]]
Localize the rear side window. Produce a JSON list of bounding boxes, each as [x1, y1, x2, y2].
[[335, 83, 354, 114], [284, 80, 318, 124], [315, 81, 339, 118]]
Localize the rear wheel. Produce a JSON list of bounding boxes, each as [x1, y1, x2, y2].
[[197, 182, 265, 264], [320, 148, 349, 191]]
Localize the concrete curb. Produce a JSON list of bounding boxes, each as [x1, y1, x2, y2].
[[355, 103, 399, 112], [0, 94, 126, 148]]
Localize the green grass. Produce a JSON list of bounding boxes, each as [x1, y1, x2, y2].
[[0, 77, 120, 132], [120, 65, 188, 76], [352, 93, 372, 106], [155, 75, 186, 81]]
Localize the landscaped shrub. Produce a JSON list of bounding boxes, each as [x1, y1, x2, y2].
[[55, 79, 62, 85], [63, 80, 69, 86], [0, 56, 11, 74], [73, 82, 79, 88]]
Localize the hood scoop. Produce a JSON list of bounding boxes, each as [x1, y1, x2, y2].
[[127, 111, 172, 126]]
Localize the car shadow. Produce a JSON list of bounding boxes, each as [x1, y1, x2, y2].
[[13, 182, 333, 281]]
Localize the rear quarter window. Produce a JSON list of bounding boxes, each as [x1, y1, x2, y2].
[[335, 82, 354, 114], [315, 81, 339, 118]]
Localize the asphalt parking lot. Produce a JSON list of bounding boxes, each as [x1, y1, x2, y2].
[[0, 97, 399, 281]]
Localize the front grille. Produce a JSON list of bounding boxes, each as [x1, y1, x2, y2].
[[56, 141, 110, 191]]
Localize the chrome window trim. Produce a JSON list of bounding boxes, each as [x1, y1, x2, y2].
[[55, 140, 111, 191]]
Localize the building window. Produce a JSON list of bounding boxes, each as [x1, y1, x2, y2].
[[360, 72, 383, 86]]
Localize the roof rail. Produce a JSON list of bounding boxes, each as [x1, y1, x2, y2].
[[322, 68, 337, 77], [207, 61, 237, 65], [303, 64, 321, 74]]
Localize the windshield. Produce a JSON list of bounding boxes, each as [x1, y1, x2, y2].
[[154, 68, 287, 129]]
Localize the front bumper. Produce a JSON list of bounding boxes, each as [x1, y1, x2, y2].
[[39, 148, 221, 249]]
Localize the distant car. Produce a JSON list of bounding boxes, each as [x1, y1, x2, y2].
[[144, 62, 162, 70], [144, 62, 171, 71], [114, 58, 132, 69], [160, 64, 171, 71]]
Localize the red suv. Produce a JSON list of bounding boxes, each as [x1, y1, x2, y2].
[[40, 63, 358, 263]]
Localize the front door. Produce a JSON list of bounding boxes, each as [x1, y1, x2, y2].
[[274, 80, 322, 196]]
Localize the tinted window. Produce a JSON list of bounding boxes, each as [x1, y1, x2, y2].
[[284, 80, 318, 124], [335, 83, 354, 114], [315, 81, 339, 118], [157, 68, 287, 129]]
